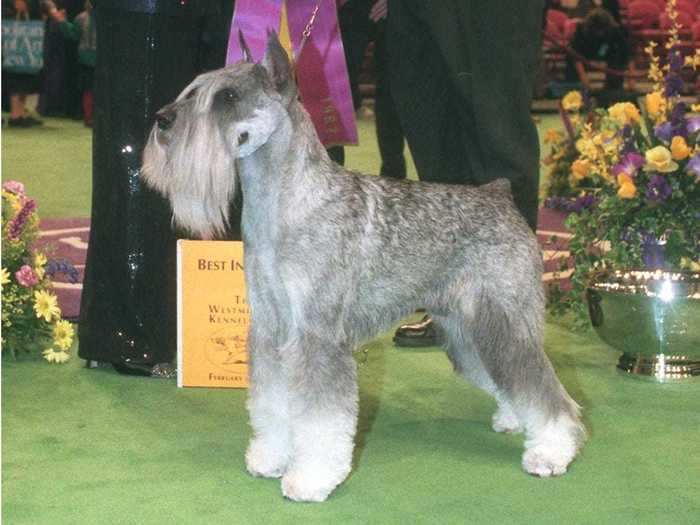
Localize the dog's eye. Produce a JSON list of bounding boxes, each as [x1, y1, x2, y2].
[[220, 88, 239, 103]]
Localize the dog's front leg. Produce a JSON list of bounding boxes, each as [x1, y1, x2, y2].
[[245, 324, 293, 479], [280, 335, 358, 503]]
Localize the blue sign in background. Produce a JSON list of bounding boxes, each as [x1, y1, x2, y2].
[[2, 20, 44, 74]]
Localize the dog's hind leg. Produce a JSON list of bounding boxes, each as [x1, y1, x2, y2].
[[437, 314, 523, 434], [245, 325, 293, 479], [476, 288, 584, 477], [455, 287, 585, 477], [279, 334, 358, 502]]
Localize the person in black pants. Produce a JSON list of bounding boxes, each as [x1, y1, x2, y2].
[[388, 0, 544, 346], [329, 0, 406, 178], [79, 0, 227, 375], [372, 2, 406, 180]]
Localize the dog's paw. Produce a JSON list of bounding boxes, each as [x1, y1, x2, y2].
[[522, 446, 570, 477], [245, 439, 289, 479], [281, 464, 348, 503], [492, 406, 523, 434], [522, 414, 582, 478]]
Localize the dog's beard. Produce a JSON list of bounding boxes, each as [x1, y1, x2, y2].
[[141, 115, 237, 239]]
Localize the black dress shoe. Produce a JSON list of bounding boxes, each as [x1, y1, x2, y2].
[[23, 115, 43, 126], [393, 315, 440, 347], [8, 117, 33, 128]]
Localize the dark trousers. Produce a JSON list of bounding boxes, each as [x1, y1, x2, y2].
[[330, 3, 406, 179], [374, 21, 406, 179], [79, 2, 221, 372], [387, 0, 544, 230]]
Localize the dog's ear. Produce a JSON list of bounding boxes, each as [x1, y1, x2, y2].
[[238, 30, 253, 63], [262, 30, 296, 103]]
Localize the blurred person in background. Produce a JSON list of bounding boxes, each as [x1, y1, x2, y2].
[[565, 7, 630, 103], [2, 0, 44, 127], [46, 0, 95, 126]]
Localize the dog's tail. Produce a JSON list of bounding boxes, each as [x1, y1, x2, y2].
[[480, 178, 512, 198]]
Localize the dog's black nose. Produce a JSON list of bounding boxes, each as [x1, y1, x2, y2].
[[156, 109, 176, 131]]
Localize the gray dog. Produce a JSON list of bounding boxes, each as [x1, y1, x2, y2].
[[141, 33, 585, 502]]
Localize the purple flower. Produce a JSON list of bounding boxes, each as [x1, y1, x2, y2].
[[668, 48, 683, 73], [655, 122, 673, 142], [642, 238, 666, 269], [664, 75, 684, 98], [664, 48, 684, 98], [544, 194, 595, 213], [2, 180, 25, 196], [46, 258, 80, 284], [646, 175, 672, 202], [7, 199, 36, 240], [669, 102, 688, 138], [687, 153, 700, 179], [573, 193, 595, 213], [612, 152, 644, 177], [687, 116, 700, 134]]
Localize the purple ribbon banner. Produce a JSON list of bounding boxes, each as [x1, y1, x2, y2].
[[226, 0, 358, 147]]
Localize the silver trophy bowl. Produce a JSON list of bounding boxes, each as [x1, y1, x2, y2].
[[587, 270, 700, 380]]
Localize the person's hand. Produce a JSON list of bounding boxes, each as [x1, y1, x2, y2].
[[369, 0, 388, 22]]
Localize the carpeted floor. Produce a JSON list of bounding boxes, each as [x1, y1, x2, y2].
[[3, 325, 699, 524], [4, 115, 699, 524]]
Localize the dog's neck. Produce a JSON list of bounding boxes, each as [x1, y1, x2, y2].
[[237, 99, 332, 241]]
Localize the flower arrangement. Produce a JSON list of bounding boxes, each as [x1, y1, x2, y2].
[[542, 91, 607, 213], [2, 181, 75, 363], [550, 0, 700, 326]]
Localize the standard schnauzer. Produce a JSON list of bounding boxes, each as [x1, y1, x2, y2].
[[141, 33, 585, 502]]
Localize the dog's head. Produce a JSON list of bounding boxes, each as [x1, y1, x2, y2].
[[141, 32, 296, 239]]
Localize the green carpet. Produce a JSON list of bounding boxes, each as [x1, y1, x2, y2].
[[1, 118, 93, 218], [3, 322, 699, 524]]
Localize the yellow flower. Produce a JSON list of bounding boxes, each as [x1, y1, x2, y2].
[[608, 102, 641, 126], [55, 351, 70, 363], [617, 173, 634, 187], [645, 92, 664, 117], [562, 91, 583, 111], [576, 138, 597, 159], [2, 191, 22, 213], [1, 268, 10, 286], [617, 182, 637, 199], [43, 348, 70, 364], [33, 290, 61, 322], [680, 257, 700, 271], [644, 145, 679, 173], [33, 252, 47, 280], [53, 320, 75, 351], [670, 136, 690, 160], [544, 128, 564, 145], [571, 159, 591, 181]]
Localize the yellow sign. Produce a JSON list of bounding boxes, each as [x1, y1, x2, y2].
[[177, 240, 249, 388]]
